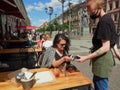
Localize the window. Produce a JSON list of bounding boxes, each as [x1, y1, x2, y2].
[[115, 0, 119, 8], [114, 14, 118, 21], [109, 2, 112, 10]]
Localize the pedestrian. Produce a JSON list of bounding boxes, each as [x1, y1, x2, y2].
[[76, 0, 117, 90]]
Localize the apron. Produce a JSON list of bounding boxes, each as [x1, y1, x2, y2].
[[92, 50, 114, 78]]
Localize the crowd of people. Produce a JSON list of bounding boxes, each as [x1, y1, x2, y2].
[[37, 33, 53, 50]]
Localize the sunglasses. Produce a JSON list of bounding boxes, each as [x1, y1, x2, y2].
[[59, 43, 66, 46]]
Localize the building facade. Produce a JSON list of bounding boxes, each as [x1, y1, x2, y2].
[[0, 0, 30, 40], [52, 0, 120, 39], [105, 0, 120, 28], [53, 1, 88, 38]]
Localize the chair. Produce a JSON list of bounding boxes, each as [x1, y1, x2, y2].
[[37, 51, 45, 68]]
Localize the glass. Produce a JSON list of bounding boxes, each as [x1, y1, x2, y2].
[[53, 68, 60, 78], [59, 64, 68, 77]]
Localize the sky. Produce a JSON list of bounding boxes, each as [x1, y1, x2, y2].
[[23, 0, 85, 27]]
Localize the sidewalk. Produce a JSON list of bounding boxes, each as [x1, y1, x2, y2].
[[69, 39, 120, 90]]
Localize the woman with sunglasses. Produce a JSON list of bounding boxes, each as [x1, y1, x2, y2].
[[40, 33, 72, 68]]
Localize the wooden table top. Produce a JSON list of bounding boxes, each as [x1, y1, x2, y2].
[[0, 47, 42, 54], [0, 68, 92, 90]]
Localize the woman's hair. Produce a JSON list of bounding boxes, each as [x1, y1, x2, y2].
[[40, 34, 44, 39], [86, 0, 104, 9], [44, 33, 51, 40], [53, 33, 70, 53]]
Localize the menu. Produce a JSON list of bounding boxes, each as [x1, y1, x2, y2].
[[23, 71, 55, 84], [35, 71, 55, 84]]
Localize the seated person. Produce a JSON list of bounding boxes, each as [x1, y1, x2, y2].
[[37, 34, 45, 58], [0, 38, 7, 49], [42, 33, 53, 50], [37, 34, 45, 49], [40, 34, 78, 72], [26, 33, 33, 46]]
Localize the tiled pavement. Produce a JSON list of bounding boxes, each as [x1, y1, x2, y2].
[[69, 39, 120, 90]]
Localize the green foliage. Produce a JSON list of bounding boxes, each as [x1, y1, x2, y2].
[[63, 23, 69, 30], [36, 27, 46, 33], [36, 28, 40, 32], [36, 18, 70, 33]]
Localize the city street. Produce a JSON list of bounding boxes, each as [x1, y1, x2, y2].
[[69, 39, 120, 90], [0, 0, 120, 90]]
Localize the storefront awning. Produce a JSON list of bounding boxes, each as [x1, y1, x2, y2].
[[0, 0, 24, 19], [15, 26, 37, 30]]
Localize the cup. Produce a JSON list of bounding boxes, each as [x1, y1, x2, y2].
[[54, 68, 60, 78], [21, 77, 36, 90]]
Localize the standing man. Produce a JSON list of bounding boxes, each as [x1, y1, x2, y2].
[[76, 0, 117, 90]]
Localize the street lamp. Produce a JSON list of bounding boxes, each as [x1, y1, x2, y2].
[[80, 6, 87, 36], [58, 0, 66, 33], [45, 6, 53, 35], [68, 2, 73, 38]]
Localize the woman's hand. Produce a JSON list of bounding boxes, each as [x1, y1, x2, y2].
[[63, 56, 72, 62]]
